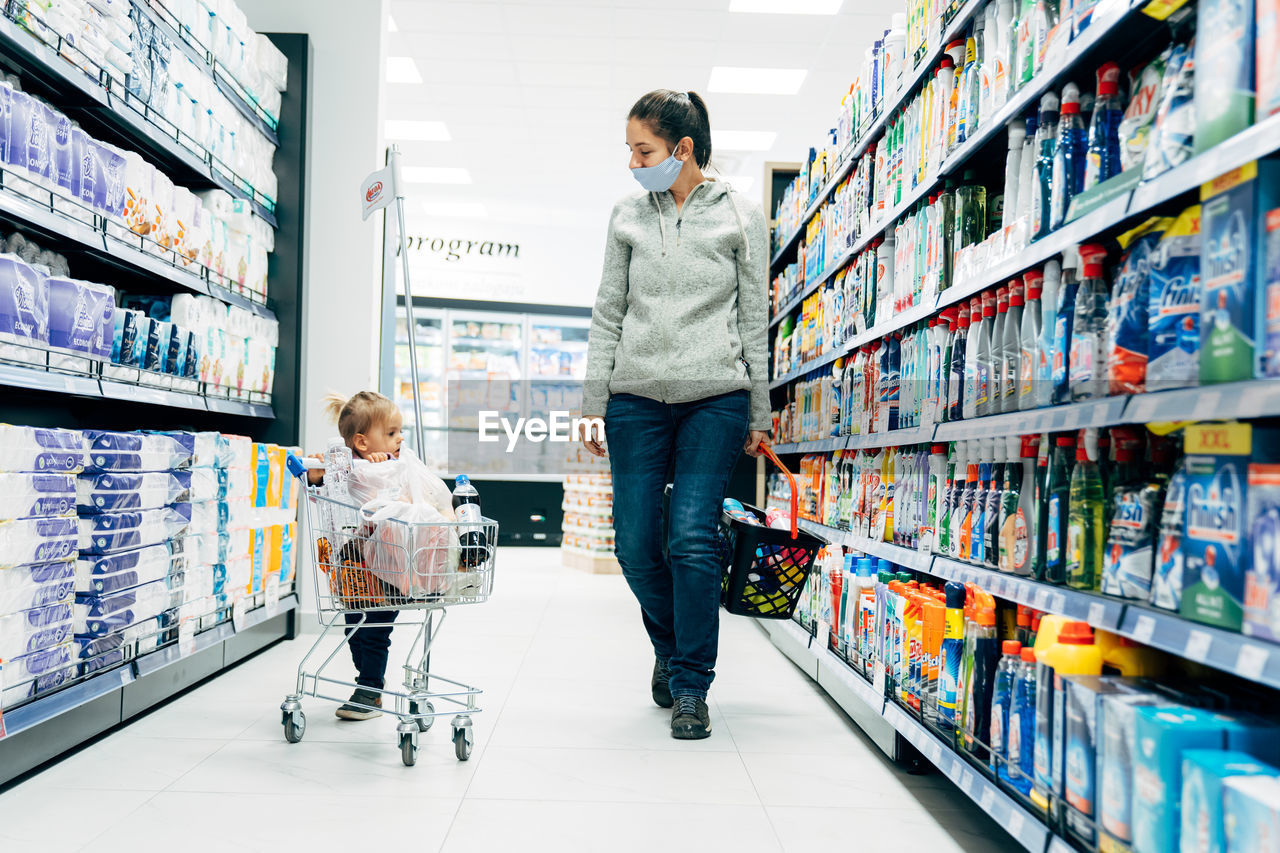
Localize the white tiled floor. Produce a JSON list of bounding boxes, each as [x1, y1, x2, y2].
[[0, 548, 1024, 853]]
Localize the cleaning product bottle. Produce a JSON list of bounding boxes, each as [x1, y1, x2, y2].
[[945, 442, 966, 558], [955, 171, 988, 261], [1042, 621, 1103, 817], [1033, 261, 1061, 407], [975, 290, 997, 417], [1002, 278, 1025, 413], [1017, 113, 1039, 227], [950, 300, 970, 421], [964, 604, 1001, 762], [1084, 62, 1124, 192], [939, 444, 958, 555], [924, 443, 948, 553], [1031, 0, 1059, 79], [991, 285, 1010, 411], [990, 639, 1023, 773], [1066, 429, 1106, 590], [959, 441, 980, 562], [1005, 645, 1037, 794], [985, 437, 1006, 569], [994, 0, 1016, 108], [1002, 121, 1027, 230], [923, 597, 946, 722], [1030, 613, 1069, 810], [1031, 92, 1060, 241], [973, 438, 993, 566], [963, 297, 983, 420], [1095, 630, 1167, 677], [1044, 433, 1077, 584], [939, 580, 966, 726], [1051, 249, 1081, 406], [1017, 270, 1043, 409], [1068, 243, 1109, 401], [998, 435, 1022, 573], [1050, 82, 1087, 231], [1014, 0, 1037, 88]]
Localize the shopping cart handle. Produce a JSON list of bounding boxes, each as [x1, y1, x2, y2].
[[757, 442, 799, 541], [287, 453, 323, 479]]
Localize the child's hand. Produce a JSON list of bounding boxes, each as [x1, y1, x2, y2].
[[306, 453, 324, 485], [366, 452, 391, 463]]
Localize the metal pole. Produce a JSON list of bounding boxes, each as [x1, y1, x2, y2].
[[388, 145, 428, 459]]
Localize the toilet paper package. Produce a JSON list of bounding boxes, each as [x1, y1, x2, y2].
[[0, 599, 74, 662], [108, 307, 145, 377], [0, 253, 49, 361], [0, 516, 77, 567], [76, 632, 125, 676], [0, 425, 85, 474], [1224, 774, 1280, 851], [77, 472, 190, 513], [75, 544, 180, 596], [222, 434, 253, 469], [161, 431, 224, 469], [219, 466, 252, 500], [44, 277, 115, 359], [48, 105, 73, 196], [82, 430, 194, 473], [174, 468, 218, 503], [0, 559, 75, 615], [188, 500, 218, 537], [74, 578, 169, 637], [1180, 750, 1278, 853], [0, 473, 76, 519], [77, 504, 191, 555], [1, 640, 74, 708]]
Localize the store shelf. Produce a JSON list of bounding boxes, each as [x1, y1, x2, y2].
[[773, 437, 844, 454], [1123, 379, 1280, 423], [931, 556, 1127, 630], [759, 616, 1047, 852], [935, 396, 1129, 440], [771, 300, 937, 386], [1114, 604, 1280, 691], [770, 142, 857, 268], [849, 424, 936, 449]]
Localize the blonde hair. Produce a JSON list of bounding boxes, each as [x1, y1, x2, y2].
[[323, 391, 399, 446]]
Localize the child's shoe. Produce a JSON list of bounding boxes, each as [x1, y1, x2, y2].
[[335, 688, 383, 720]]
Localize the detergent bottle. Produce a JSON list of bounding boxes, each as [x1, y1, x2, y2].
[[990, 639, 1023, 773]]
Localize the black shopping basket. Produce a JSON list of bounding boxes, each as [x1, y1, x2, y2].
[[662, 443, 824, 619]]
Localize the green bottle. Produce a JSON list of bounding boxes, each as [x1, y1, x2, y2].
[[1032, 434, 1050, 580], [1066, 429, 1105, 590], [1043, 432, 1076, 584]]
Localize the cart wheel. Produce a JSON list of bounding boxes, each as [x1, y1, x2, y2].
[[410, 700, 434, 732], [284, 711, 306, 744], [400, 732, 417, 766], [453, 726, 473, 761]]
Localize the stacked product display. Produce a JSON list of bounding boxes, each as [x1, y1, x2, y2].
[[764, 0, 1280, 846], [561, 442, 618, 574], [0, 425, 297, 712]]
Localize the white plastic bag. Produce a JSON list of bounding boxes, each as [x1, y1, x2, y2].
[[348, 447, 455, 521]]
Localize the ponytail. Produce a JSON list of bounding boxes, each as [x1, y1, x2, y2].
[[629, 89, 713, 170], [322, 390, 398, 445], [322, 391, 348, 425]]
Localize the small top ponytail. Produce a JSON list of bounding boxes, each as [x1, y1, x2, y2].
[[322, 390, 399, 446]]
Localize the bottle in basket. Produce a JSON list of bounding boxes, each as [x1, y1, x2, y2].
[[322, 438, 354, 540], [452, 475, 486, 569]]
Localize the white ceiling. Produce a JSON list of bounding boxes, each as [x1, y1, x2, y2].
[[384, 0, 900, 235]]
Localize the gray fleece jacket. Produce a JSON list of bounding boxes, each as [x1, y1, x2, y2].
[[583, 179, 771, 431]]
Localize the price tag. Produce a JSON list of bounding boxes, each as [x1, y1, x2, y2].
[[1050, 593, 1066, 613], [1034, 588, 1050, 610], [232, 596, 249, 633], [816, 619, 831, 649], [929, 742, 943, 763], [1237, 643, 1270, 682], [1088, 602, 1107, 626], [873, 661, 887, 696], [1007, 812, 1025, 839], [1184, 630, 1213, 663], [178, 618, 196, 658], [1134, 615, 1156, 644], [1130, 396, 1160, 423], [958, 769, 974, 795], [1193, 391, 1222, 421], [265, 576, 281, 618], [949, 756, 964, 781], [981, 787, 998, 812]]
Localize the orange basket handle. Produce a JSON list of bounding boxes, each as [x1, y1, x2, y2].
[[757, 442, 799, 540]]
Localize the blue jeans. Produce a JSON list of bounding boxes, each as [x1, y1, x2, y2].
[[344, 609, 398, 690], [605, 391, 749, 700]]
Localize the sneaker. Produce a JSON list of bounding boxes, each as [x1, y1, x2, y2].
[[651, 658, 673, 709], [335, 689, 383, 720], [670, 695, 711, 739]]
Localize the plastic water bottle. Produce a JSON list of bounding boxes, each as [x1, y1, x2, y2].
[[452, 475, 486, 570], [323, 438, 353, 533]]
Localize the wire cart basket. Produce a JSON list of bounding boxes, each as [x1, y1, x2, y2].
[[279, 454, 497, 766], [664, 444, 823, 619]]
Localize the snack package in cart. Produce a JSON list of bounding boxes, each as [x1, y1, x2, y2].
[[349, 447, 461, 598]]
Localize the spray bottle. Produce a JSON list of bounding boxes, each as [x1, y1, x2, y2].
[[1066, 428, 1106, 590], [948, 301, 969, 421], [1044, 433, 1077, 584], [1017, 113, 1039, 227], [991, 285, 1010, 411], [1069, 243, 1109, 401], [1002, 121, 1027, 231], [1034, 260, 1062, 407], [1031, 92, 1060, 242], [990, 639, 1023, 773], [972, 438, 992, 567], [1050, 82, 1087, 231], [984, 437, 1006, 569], [1005, 645, 1037, 794], [975, 290, 997, 417], [1051, 249, 1080, 406], [1084, 62, 1124, 192], [1019, 270, 1044, 410], [1002, 279, 1024, 412], [959, 441, 980, 562], [938, 580, 966, 726], [963, 297, 982, 420]]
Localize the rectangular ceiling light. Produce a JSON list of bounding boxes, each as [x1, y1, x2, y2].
[[386, 56, 422, 84], [385, 120, 451, 141], [712, 130, 777, 151], [708, 66, 807, 95], [402, 167, 472, 184], [422, 201, 487, 218], [729, 0, 843, 11]]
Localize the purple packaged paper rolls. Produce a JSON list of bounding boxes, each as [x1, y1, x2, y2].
[[46, 277, 115, 358], [0, 254, 48, 348], [48, 105, 72, 194]]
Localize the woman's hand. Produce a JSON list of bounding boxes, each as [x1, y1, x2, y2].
[[744, 430, 770, 458], [580, 417, 607, 458]]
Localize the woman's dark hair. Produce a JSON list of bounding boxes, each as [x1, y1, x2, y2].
[[629, 89, 712, 169]]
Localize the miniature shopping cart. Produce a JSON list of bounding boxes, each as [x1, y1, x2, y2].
[[279, 454, 497, 766]]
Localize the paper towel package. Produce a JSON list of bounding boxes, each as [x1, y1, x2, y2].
[[75, 545, 177, 596], [0, 425, 85, 474], [45, 276, 114, 359], [76, 471, 190, 513], [77, 504, 191, 555], [0, 253, 48, 356], [1, 640, 74, 708], [74, 579, 169, 637], [82, 430, 194, 473], [0, 599, 73, 662], [0, 559, 75, 615], [0, 473, 76, 519], [0, 516, 77, 567]]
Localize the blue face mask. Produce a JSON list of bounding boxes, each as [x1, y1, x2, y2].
[[631, 148, 685, 192]]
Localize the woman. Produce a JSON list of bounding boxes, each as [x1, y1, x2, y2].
[[580, 89, 771, 740]]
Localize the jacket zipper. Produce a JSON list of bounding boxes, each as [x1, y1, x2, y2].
[[674, 182, 707, 248]]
